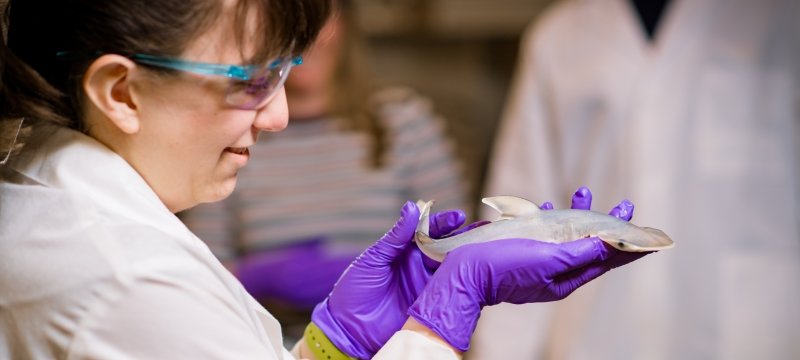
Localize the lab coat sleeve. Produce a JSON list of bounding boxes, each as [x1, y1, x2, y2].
[[290, 331, 458, 360], [373, 330, 459, 359], [67, 277, 281, 359]]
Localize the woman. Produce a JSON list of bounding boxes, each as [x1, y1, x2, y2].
[[179, 0, 469, 333], [0, 0, 649, 359]]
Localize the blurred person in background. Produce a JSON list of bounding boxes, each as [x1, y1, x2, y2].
[[472, 0, 800, 359], [180, 0, 469, 340]]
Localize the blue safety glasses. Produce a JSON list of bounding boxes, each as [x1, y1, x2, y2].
[[129, 54, 303, 110], [57, 51, 302, 110]]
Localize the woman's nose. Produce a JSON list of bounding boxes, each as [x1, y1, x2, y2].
[[252, 88, 289, 132]]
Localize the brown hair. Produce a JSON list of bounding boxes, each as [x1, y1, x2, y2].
[[0, 0, 331, 131], [325, 0, 386, 167]]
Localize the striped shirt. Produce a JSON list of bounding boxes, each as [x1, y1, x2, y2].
[[181, 86, 468, 269]]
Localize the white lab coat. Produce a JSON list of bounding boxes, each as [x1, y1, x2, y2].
[[473, 0, 800, 359], [0, 124, 456, 359]]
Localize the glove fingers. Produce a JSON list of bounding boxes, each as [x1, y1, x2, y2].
[[549, 243, 652, 299], [420, 248, 442, 271], [608, 199, 635, 221], [422, 216, 491, 271], [429, 210, 467, 238], [603, 243, 652, 269], [548, 263, 611, 300], [361, 201, 420, 266], [571, 186, 593, 210], [551, 237, 608, 274]]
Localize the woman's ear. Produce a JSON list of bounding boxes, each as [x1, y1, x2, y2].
[[82, 55, 141, 134]]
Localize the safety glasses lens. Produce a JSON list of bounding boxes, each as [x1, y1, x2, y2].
[[225, 59, 293, 110]]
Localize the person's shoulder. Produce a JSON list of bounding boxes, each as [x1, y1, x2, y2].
[[1, 157, 211, 286], [368, 86, 457, 165], [62, 224, 273, 358], [0, 184, 206, 295], [96, 218, 227, 293], [0, 198, 220, 356], [63, 238, 276, 359], [72, 216, 230, 301], [523, 0, 607, 45], [0, 183, 117, 290], [368, 86, 438, 131]]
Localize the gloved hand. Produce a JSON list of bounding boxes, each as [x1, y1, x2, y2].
[[236, 206, 482, 309], [311, 201, 467, 359], [407, 188, 648, 352], [540, 186, 634, 221], [566, 185, 635, 221], [408, 236, 645, 352], [236, 237, 354, 309]]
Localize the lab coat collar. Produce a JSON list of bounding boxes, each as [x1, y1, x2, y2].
[[6, 124, 193, 242]]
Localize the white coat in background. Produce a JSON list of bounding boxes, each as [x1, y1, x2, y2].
[[472, 0, 800, 358], [0, 125, 457, 359]]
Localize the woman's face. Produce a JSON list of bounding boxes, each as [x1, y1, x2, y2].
[[121, 5, 289, 212], [284, 14, 343, 115]]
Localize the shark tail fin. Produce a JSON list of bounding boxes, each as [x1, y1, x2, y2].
[[481, 195, 541, 220]]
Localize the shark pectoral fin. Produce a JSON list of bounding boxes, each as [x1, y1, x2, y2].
[[597, 229, 675, 252], [595, 232, 631, 252], [481, 195, 541, 220], [415, 200, 434, 236]]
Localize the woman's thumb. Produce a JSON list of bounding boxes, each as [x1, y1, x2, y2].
[[359, 201, 420, 266]]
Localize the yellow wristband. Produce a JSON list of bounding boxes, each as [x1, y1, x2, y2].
[[304, 322, 357, 360]]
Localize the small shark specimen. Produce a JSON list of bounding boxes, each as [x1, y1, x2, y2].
[[415, 195, 674, 262]]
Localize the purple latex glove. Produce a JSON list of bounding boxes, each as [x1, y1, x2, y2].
[[567, 186, 643, 267], [408, 236, 646, 352], [542, 186, 634, 220], [569, 186, 635, 221], [311, 201, 467, 359], [236, 237, 354, 309], [407, 187, 648, 352], [236, 210, 471, 309]]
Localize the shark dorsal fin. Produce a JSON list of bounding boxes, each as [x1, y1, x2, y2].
[[482, 196, 541, 220]]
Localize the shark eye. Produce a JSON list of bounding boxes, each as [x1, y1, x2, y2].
[[617, 241, 625, 248]]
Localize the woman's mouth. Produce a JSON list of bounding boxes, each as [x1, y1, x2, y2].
[[225, 147, 249, 156], [224, 147, 250, 166]]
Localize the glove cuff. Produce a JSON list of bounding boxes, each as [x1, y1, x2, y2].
[[407, 285, 482, 352], [304, 322, 357, 360], [311, 299, 372, 359]]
